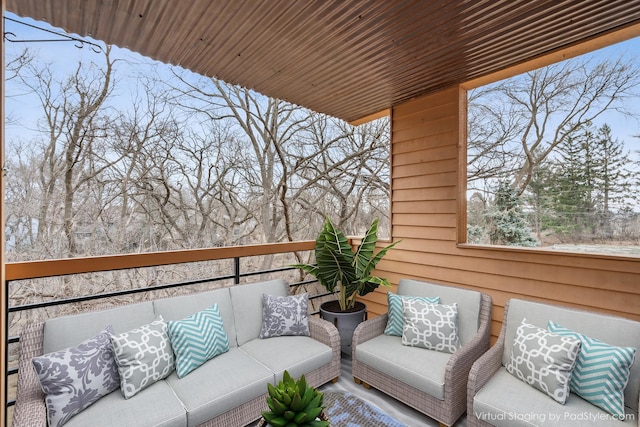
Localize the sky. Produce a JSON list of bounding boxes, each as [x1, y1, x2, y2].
[[3, 12, 640, 159]]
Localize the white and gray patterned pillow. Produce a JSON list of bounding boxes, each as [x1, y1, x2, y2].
[[506, 318, 581, 404], [110, 316, 175, 399], [32, 326, 120, 427], [259, 293, 310, 338], [401, 299, 460, 353]]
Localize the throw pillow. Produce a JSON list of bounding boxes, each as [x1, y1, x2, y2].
[[384, 292, 440, 336], [506, 318, 581, 404], [32, 326, 120, 427], [548, 321, 636, 417], [110, 316, 175, 398], [167, 304, 230, 378], [401, 299, 460, 353], [259, 293, 310, 338]]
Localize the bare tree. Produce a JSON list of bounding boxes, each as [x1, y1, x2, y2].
[[469, 56, 640, 194], [17, 46, 121, 256]]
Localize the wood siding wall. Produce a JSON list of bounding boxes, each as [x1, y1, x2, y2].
[[360, 86, 640, 342]]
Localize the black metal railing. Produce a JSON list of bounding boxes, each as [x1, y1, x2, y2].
[[4, 242, 328, 426]]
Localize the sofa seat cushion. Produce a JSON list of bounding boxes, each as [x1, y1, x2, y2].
[[240, 335, 333, 381], [473, 368, 637, 427], [166, 347, 274, 427], [355, 334, 451, 399], [63, 380, 186, 427]]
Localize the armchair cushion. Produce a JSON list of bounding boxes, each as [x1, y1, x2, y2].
[[548, 321, 636, 417], [355, 334, 451, 399], [401, 300, 460, 353], [384, 292, 439, 336], [506, 318, 581, 404], [474, 368, 637, 427]]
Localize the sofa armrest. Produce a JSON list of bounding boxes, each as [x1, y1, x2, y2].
[[352, 313, 387, 349], [467, 301, 510, 423], [13, 322, 47, 427], [308, 316, 340, 351]]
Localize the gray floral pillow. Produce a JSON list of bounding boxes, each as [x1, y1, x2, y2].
[[32, 326, 120, 427], [259, 293, 310, 338], [110, 316, 175, 398]]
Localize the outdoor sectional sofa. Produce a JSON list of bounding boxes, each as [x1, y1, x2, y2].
[[467, 298, 640, 426], [12, 278, 341, 427], [352, 279, 492, 427]]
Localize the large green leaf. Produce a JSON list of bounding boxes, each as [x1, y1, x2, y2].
[[357, 276, 391, 297], [354, 218, 400, 279], [315, 218, 356, 294], [353, 218, 379, 278]]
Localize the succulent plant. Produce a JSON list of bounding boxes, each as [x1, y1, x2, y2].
[[261, 370, 329, 427]]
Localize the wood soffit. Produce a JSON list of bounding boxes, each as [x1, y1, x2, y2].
[[6, 0, 640, 123]]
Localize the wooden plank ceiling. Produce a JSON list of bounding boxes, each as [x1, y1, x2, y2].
[[6, 0, 640, 123]]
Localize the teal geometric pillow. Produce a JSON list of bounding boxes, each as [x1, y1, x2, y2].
[[384, 292, 439, 336], [167, 304, 230, 378], [548, 321, 636, 417]]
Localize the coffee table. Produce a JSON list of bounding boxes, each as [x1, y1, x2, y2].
[[322, 391, 406, 426]]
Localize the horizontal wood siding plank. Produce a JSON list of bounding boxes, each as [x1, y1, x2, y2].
[[392, 186, 457, 202], [393, 227, 456, 241], [393, 145, 458, 167], [392, 131, 457, 154], [392, 172, 458, 189], [393, 158, 458, 178], [392, 116, 458, 142], [392, 214, 457, 227], [393, 86, 460, 116], [393, 101, 458, 131], [392, 200, 457, 214]]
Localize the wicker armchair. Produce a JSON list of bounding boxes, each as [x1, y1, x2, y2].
[[467, 299, 640, 427], [352, 279, 492, 427]]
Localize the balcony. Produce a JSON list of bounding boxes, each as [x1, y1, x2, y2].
[[2, 2, 640, 426]]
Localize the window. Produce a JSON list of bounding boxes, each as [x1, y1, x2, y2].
[[466, 37, 640, 257]]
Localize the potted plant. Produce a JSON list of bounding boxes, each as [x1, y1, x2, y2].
[[258, 370, 329, 427], [293, 217, 400, 353]]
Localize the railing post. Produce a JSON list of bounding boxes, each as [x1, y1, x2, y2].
[[234, 257, 240, 284]]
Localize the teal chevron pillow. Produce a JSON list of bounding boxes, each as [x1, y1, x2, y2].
[[384, 292, 439, 336], [548, 321, 636, 417], [168, 304, 230, 378]]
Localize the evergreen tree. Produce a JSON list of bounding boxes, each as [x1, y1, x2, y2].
[[485, 181, 538, 247], [592, 124, 633, 237]]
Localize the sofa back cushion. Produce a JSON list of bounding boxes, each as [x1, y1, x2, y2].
[[153, 287, 237, 347], [502, 298, 640, 412], [43, 301, 156, 353], [229, 279, 288, 346], [397, 279, 482, 346]]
